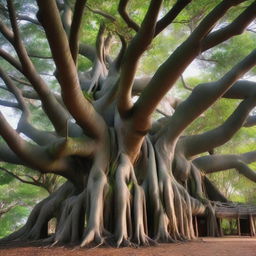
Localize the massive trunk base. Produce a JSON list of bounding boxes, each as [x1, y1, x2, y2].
[[0, 136, 217, 248]]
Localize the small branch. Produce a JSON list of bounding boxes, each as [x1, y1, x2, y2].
[[9, 75, 31, 86], [118, 0, 140, 32], [17, 15, 40, 25], [0, 99, 19, 109], [0, 202, 18, 217], [0, 166, 37, 186], [180, 74, 193, 91], [156, 109, 169, 117], [113, 33, 127, 71], [0, 48, 23, 73], [86, 4, 116, 22], [28, 53, 52, 59], [0, 19, 14, 43]]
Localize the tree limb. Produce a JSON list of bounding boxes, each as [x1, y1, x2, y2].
[[133, 0, 243, 130], [181, 96, 256, 158], [118, 0, 140, 32], [86, 4, 116, 22], [0, 48, 23, 72], [6, 0, 71, 135], [69, 0, 87, 64], [194, 152, 256, 183], [37, 0, 107, 139], [202, 1, 256, 51], [154, 0, 192, 37], [117, 0, 163, 117], [160, 49, 256, 145]]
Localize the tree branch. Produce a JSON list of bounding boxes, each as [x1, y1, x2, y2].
[[0, 19, 14, 43], [181, 96, 256, 158], [69, 0, 87, 64], [0, 99, 19, 109], [6, 0, 71, 135], [133, 0, 243, 130], [202, 1, 256, 51], [154, 0, 192, 37], [0, 111, 68, 172], [193, 151, 256, 183], [160, 49, 256, 145], [118, 0, 140, 32], [17, 15, 40, 26], [117, 0, 163, 117], [86, 4, 116, 22], [0, 48, 23, 72], [0, 166, 38, 187], [37, 0, 107, 139]]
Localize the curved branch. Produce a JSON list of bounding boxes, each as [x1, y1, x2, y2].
[[0, 67, 57, 146], [118, 0, 140, 32], [194, 152, 256, 183], [181, 96, 256, 158], [17, 15, 40, 26], [160, 49, 256, 145], [0, 144, 24, 165], [0, 166, 38, 187], [202, 1, 256, 51], [0, 19, 14, 43], [79, 43, 96, 63], [180, 74, 193, 91], [0, 111, 68, 172], [37, 0, 107, 139], [6, 0, 71, 135], [0, 99, 19, 109], [0, 67, 29, 116], [154, 0, 191, 37], [86, 4, 116, 22]]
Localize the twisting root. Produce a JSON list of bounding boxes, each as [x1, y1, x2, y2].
[[1, 135, 209, 248], [80, 165, 107, 247]]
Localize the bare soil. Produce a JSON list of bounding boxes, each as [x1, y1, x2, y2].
[[0, 237, 255, 256]]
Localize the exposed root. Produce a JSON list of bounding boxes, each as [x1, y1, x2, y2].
[[80, 162, 108, 247], [1, 135, 213, 248]]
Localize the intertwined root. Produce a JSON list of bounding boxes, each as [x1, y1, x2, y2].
[[0, 141, 208, 247]]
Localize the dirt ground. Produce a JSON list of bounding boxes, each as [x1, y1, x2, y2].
[[0, 237, 255, 256]]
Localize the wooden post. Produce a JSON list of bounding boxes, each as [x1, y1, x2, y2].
[[218, 218, 223, 237], [249, 214, 255, 236], [237, 217, 241, 236], [194, 216, 199, 237]]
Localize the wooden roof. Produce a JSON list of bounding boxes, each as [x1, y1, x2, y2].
[[214, 202, 256, 219]]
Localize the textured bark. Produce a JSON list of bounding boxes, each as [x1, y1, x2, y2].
[[0, 0, 256, 248]]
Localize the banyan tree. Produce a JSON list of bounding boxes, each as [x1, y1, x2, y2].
[[0, 0, 256, 247]]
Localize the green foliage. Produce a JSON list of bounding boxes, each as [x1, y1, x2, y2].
[[0, 180, 47, 238], [0, 206, 29, 238]]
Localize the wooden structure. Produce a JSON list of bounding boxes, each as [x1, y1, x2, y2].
[[194, 202, 256, 237], [215, 202, 256, 237]]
